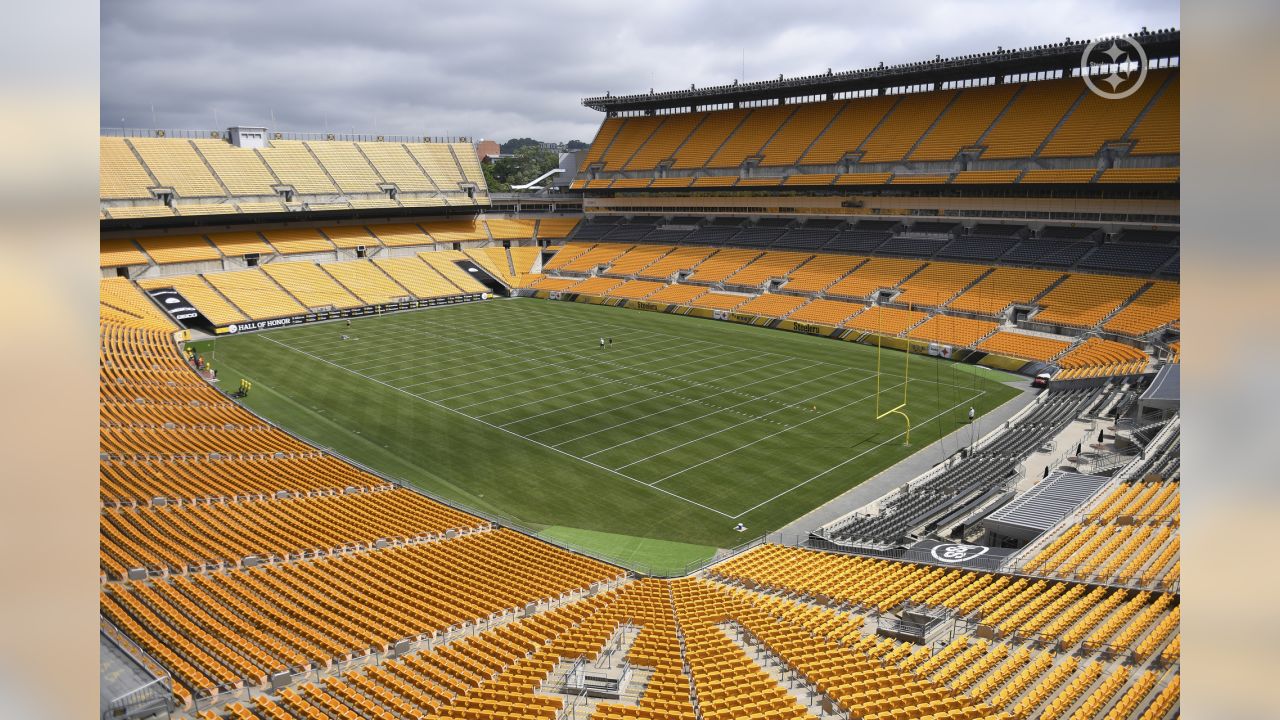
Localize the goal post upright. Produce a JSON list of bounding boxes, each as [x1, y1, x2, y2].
[[874, 304, 911, 445]]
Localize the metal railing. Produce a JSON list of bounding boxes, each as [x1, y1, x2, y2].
[[101, 127, 472, 143], [100, 618, 175, 719]]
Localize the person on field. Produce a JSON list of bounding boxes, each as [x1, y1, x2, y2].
[[600, 337, 606, 349], [968, 407, 975, 423]]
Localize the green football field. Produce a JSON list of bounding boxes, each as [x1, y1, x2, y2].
[[192, 298, 1022, 572]]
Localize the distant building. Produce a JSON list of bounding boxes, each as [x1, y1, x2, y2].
[[475, 139, 501, 163]]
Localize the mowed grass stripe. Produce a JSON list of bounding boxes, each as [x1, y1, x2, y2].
[[529, 357, 810, 445], [198, 298, 1020, 564]]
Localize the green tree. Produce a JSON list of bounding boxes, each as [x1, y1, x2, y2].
[[483, 145, 558, 192], [500, 137, 543, 154]]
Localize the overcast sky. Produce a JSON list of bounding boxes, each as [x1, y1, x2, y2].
[[101, 0, 1179, 144]]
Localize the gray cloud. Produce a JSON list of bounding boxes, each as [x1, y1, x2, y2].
[[101, 0, 1179, 143]]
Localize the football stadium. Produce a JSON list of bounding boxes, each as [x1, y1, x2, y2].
[[98, 21, 1181, 720]]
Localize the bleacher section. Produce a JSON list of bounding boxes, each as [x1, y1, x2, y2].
[[826, 258, 924, 300], [203, 269, 307, 319], [1021, 421, 1179, 589], [978, 331, 1072, 362], [1032, 275, 1146, 329], [1103, 281, 1179, 337], [99, 269, 1179, 718], [821, 388, 1097, 548], [261, 262, 362, 310], [574, 66, 1179, 188], [99, 136, 487, 218], [1055, 338, 1149, 379], [98, 32, 1183, 719]]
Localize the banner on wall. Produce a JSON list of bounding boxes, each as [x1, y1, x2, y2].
[[146, 287, 207, 326], [212, 295, 482, 334], [928, 343, 954, 359]]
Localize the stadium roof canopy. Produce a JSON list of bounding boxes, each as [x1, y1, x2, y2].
[[1139, 363, 1180, 416], [582, 28, 1179, 113], [982, 470, 1111, 544]]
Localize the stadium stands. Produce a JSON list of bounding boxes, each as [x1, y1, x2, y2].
[[826, 258, 924, 300], [787, 298, 866, 327], [686, 249, 763, 284], [909, 84, 1019, 161], [418, 251, 490, 293], [98, 32, 1182, 720], [375, 257, 466, 298], [948, 267, 1063, 316], [205, 231, 273, 258], [203, 269, 308, 319], [724, 251, 812, 287], [261, 262, 362, 309], [908, 314, 999, 347], [100, 238, 151, 267], [1054, 338, 1149, 379], [1103, 281, 1179, 337], [422, 218, 489, 243], [261, 229, 336, 256], [892, 261, 989, 309], [367, 223, 432, 247], [734, 293, 809, 318], [978, 331, 1072, 362], [134, 235, 223, 265], [136, 275, 248, 325], [1032, 275, 1146, 329], [843, 305, 928, 336], [782, 253, 864, 292]]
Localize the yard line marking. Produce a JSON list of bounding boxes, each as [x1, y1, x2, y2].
[[551, 360, 819, 448], [351, 319, 691, 387], [256, 333, 735, 518], [362, 317, 719, 388], [589, 370, 870, 462], [514, 356, 795, 433], [466, 347, 745, 415], [324, 316, 647, 371], [725, 389, 987, 518], [501, 299, 982, 390], [433, 338, 714, 403], [648, 378, 907, 485]]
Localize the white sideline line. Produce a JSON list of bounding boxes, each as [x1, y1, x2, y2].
[[648, 378, 907, 485], [589, 370, 871, 462], [467, 346, 746, 416], [515, 356, 795, 433], [552, 360, 819, 448], [724, 389, 987, 518], [246, 298, 1007, 519], [256, 333, 736, 519]]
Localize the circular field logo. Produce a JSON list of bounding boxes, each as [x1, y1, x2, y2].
[[1080, 36, 1148, 100], [930, 543, 990, 564]]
